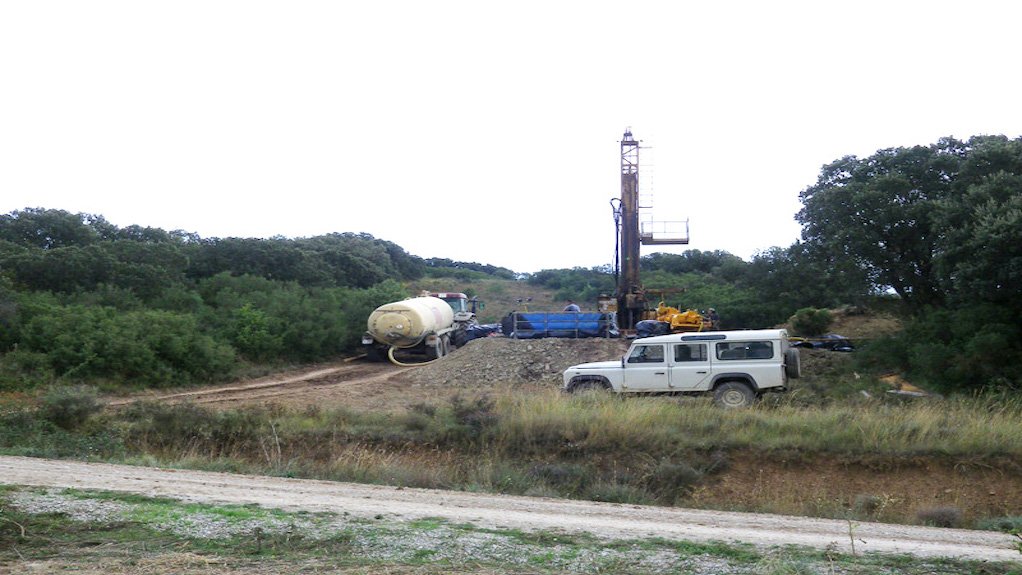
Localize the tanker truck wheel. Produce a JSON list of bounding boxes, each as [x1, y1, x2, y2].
[[425, 336, 449, 361]]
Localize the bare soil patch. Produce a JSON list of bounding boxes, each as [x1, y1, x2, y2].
[[696, 451, 1022, 528]]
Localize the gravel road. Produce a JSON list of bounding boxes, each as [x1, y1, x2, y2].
[[1, 455, 1018, 563]]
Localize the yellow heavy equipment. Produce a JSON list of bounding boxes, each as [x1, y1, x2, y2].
[[654, 302, 707, 332]]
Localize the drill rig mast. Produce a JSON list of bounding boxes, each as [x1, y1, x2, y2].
[[611, 129, 690, 330]]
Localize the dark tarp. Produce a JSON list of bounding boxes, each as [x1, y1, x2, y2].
[[791, 333, 854, 352], [635, 319, 672, 338], [463, 323, 502, 342]]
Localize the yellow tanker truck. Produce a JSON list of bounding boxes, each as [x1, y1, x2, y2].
[[362, 292, 479, 365]]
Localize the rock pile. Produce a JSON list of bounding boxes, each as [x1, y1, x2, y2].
[[408, 336, 630, 388]]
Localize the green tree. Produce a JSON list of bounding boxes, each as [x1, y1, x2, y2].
[[797, 141, 959, 309], [934, 137, 1022, 306], [798, 135, 1022, 312], [0, 208, 108, 249], [19, 305, 234, 386], [642, 250, 744, 275], [739, 243, 872, 319], [3, 244, 117, 293]]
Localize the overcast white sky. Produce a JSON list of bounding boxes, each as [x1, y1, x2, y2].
[[2, 1, 1020, 273]]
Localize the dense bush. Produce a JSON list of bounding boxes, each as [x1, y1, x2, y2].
[[790, 308, 833, 336], [855, 304, 1022, 392], [40, 384, 101, 430], [18, 305, 234, 387], [527, 266, 616, 305], [424, 258, 516, 280]]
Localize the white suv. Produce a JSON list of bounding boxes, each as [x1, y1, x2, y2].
[[562, 329, 800, 408]]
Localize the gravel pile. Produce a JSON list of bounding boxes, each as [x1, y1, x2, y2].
[[8, 490, 129, 523], [407, 336, 630, 387]]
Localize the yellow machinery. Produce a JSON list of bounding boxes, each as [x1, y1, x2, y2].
[[654, 301, 708, 332]]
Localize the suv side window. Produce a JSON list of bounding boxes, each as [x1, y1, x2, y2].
[[673, 343, 707, 362], [627, 344, 665, 364], [716, 341, 774, 360]]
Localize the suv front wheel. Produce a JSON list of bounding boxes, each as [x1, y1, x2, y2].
[[567, 379, 610, 394], [713, 381, 757, 408]]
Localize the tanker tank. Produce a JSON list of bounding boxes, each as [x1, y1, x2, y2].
[[366, 296, 454, 349]]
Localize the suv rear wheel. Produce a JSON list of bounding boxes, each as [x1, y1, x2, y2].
[[713, 381, 756, 408]]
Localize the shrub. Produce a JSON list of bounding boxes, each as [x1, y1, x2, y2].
[[526, 463, 590, 494], [852, 494, 882, 516], [585, 482, 654, 505], [916, 506, 962, 528], [855, 304, 1022, 392], [975, 515, 1022, 532], [40, 384, 101, 430], [447, 395, 497, 442], [644, 459, 704, 502], [790, 308, 832, 337], [0, 350, 55, 392]]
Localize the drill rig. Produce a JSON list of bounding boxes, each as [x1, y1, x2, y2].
[[610, 129, 691, 330]]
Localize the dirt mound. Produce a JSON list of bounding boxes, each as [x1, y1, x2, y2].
[[408, 337, 629, 387]]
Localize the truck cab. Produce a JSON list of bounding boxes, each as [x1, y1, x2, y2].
[[429, 292, 478, 323], [562, 329, 800, 407]]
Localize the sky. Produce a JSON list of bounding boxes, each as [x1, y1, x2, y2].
[[2, 1, 1021, 274]]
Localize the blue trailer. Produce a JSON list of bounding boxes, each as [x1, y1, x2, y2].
[[501, 312, 620, 339]]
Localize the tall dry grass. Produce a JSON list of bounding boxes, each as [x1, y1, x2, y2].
[[493, 389, 1022, 457]]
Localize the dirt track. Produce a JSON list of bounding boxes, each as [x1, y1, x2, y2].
[[105, 359, 428, 412], [1, 456, 1018, 563], [103, 338, 629, 412]]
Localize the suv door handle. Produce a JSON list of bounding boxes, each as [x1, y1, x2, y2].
[[696, 370, 708, 374], [655, 371, 666, 375]]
